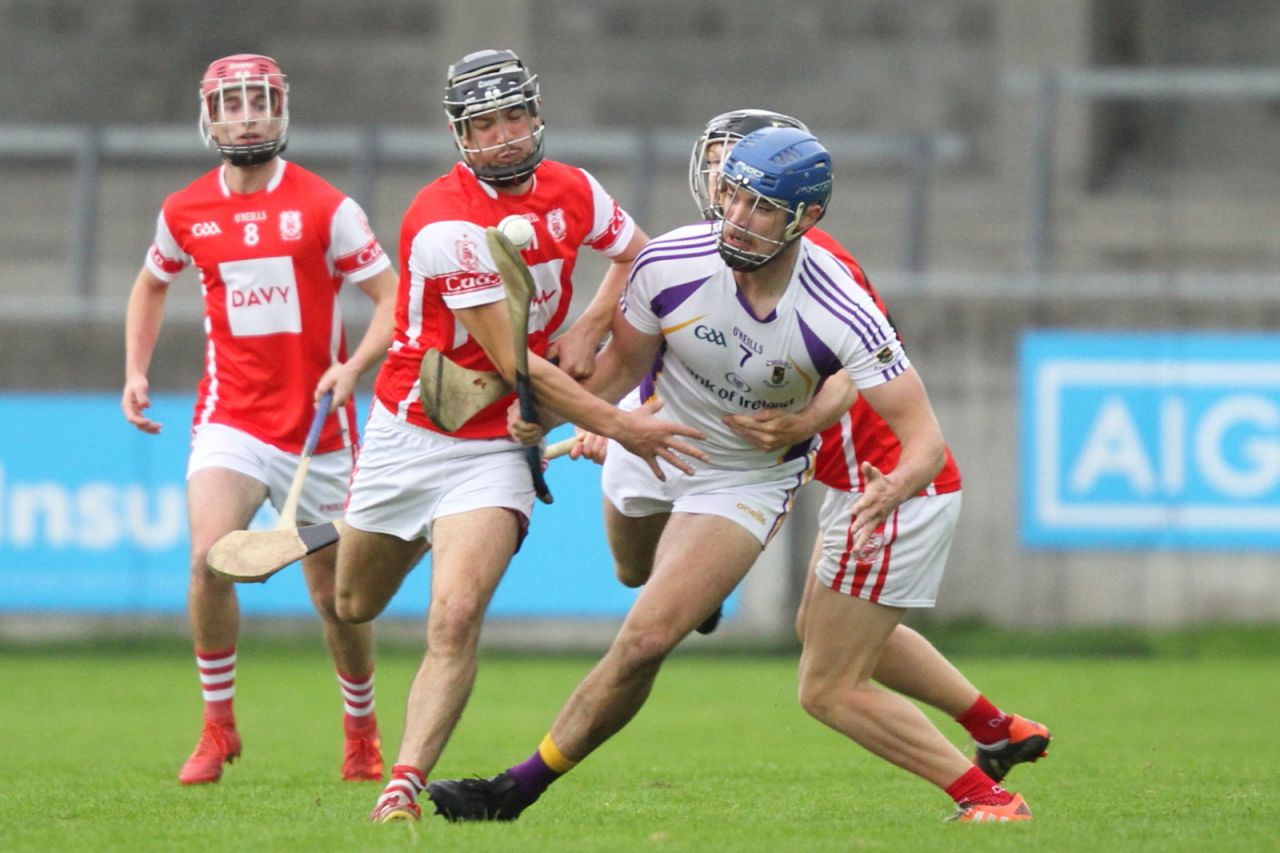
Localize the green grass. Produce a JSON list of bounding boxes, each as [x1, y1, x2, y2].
[[3, 627, 1278, 851]]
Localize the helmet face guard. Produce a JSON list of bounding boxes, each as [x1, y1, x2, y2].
[[199, 54, 288, 167], [715, 127, 833, 272], [443, 49, 544, 187], [689, 109, 810, 220]]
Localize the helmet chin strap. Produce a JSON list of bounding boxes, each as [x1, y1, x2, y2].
[[218, 138, 287, 167]]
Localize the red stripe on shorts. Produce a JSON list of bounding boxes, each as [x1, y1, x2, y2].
[[867, 509, 900, 603]]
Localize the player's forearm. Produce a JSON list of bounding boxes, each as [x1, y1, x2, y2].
[[124, 271, 168, 379], [528, 355, 631, 437], [885, 430, 946, 501], [343, 286, 397, 377], [795, 372, 858, 436]]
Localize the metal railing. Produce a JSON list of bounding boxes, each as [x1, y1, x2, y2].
[[0, 123, 968, 302], [1005, 67, 1280, 273]]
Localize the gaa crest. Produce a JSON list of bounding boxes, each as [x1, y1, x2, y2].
[[546, 208, 567, 241], [457, 235, 478, 271], [279, 210, 302, 241]]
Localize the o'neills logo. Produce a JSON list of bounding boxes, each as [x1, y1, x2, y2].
[[441, 271, 502, 294], [736, 503, 765, 524]]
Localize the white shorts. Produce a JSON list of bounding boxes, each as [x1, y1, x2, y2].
[[600, 439, 811, 546], [344, 402, 535, 544], [814, 488, 962, 608], [187, 422, 352, 524]]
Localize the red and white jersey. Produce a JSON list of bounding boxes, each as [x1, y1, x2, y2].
[[806, 228, 962, 496], [145, 159, 391, 454], [374, 160, 636, 438]]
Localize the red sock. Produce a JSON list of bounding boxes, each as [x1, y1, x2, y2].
[[945, 765, 1012, 806], [196, 647, 237, 724], [954, 695, 1010, 745]]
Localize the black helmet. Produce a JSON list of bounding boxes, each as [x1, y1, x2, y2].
[[443, 49, 545, 187]]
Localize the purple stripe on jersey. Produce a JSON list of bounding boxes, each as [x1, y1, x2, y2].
[[630, 234, 719, 278], [638, 342, 668, 401], [879, 361, 906, 383], [630, 246, 719, 278], [735, 287, 777, 323], [797, 313, 843, 377], [781, 435, 817, 464], [650, 277, 711, 319], [634, 230, 716, 264], [799, 256, 888, 347]]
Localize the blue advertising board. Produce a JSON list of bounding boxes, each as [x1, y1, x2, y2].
[[1020, 331, 1280, 549], [0, 393, 641, 616]]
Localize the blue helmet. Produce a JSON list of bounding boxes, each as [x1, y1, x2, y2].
[[717, 127, 832, 270], [688, 109, 811, 219]]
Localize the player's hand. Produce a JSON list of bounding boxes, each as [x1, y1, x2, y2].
[[506, 401, 546, 447], [546, 328, 598, 379], [722, 408, 809, 453], [846, 462, 905, 558], [315, 362, 358, 407], [122, 376, 161, 434], [571, 426, 609, 464], [616, 397, 707, 481]]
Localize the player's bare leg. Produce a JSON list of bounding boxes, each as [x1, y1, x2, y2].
[[301, 547, 382, 781], [364, 507, 520, 821], [180, 467, 266, 784], [426, 512, 764, 822], [797, 581, 1028, 818], [333, 527, 428, 625], [797, 535, 1050, 782], [798, 585, 970, 785], [797, 535, 976, 711], [551, 513, 759, 756], [605, 502, 668, 588]]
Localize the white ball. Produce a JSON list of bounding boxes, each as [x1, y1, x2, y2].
[[499, 215, 535, 249]]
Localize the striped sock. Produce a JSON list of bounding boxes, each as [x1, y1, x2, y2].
[[338, 670, 376, 731], [376, 764, 426, 810], [196, 647, 237, 723]]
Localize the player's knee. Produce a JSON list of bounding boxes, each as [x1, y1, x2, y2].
[[309, 587, 340, 622], [614, 561, 650, 588], [189, 550, 229, 588], [612, 625, 677, 674], [797, 674, 837, 722], [335, 588, 377, 624], [425, 594, 486, 655]]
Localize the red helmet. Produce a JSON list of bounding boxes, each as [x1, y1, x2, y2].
[[198, 53, 289, 166]]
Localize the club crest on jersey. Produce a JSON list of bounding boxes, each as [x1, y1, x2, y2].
[[875, 345, 895, 365], [457, 236, 479, 271], [546, 208, 567, 241], [279, 210, 303, 241], [765, 360, 789, 388]]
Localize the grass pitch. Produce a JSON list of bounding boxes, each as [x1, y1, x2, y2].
[[3, 626, 1277, 852]]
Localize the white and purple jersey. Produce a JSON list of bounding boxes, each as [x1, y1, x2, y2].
[[621, 222, 910, 470]]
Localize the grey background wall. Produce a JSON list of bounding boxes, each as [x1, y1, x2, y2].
[[3, 0, 1279, 628]]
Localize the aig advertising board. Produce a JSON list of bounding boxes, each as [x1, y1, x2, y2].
[[1021, 331, 1280, 549], [0, 394, 633, 616]]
